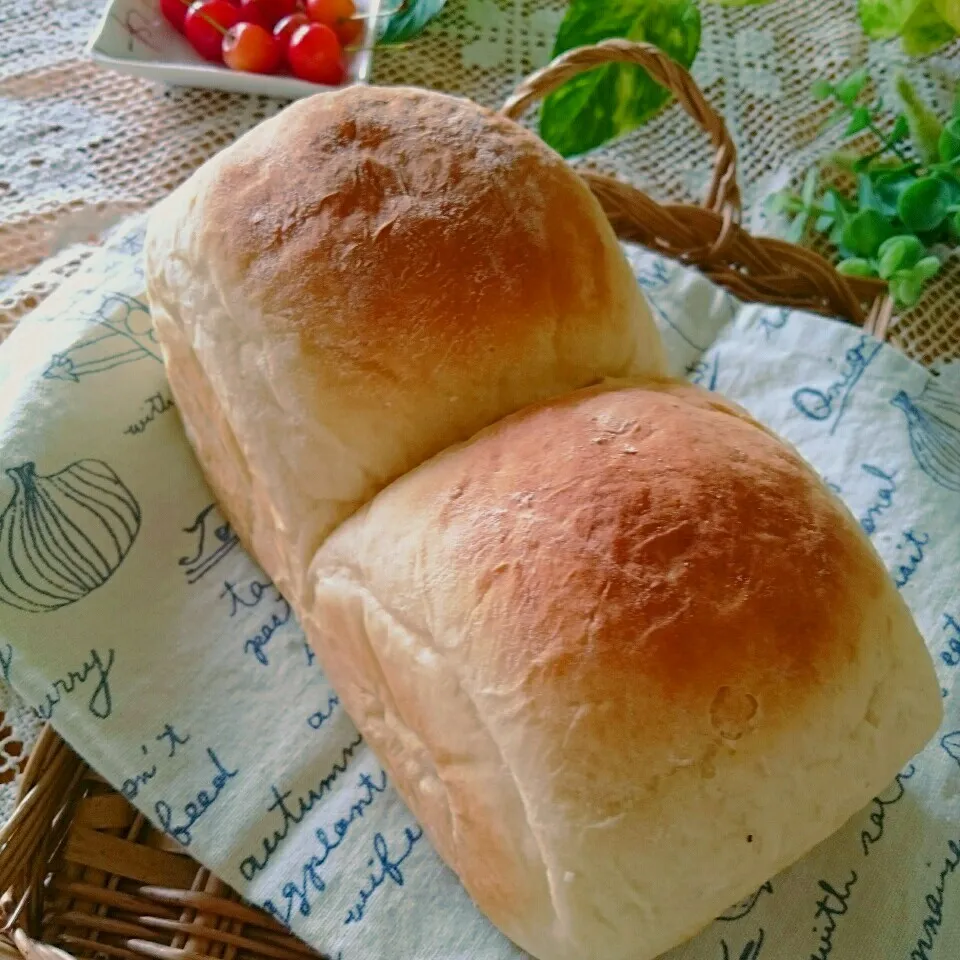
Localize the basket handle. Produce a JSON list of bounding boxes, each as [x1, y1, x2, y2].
[[500, 39, 892, 330], [500, 39, 740, 222]]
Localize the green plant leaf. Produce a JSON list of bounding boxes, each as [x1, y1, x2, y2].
[[894, 71, 943, 163], [898, 175, 952, 230], [900, 0, 957, 54], [858, 172, 882, 210], [914, 254, 942, 279], [858, 0, 923, 37], [890, 271, 923, 307], [811, 79, 834, 101], [783, 166, 821, 243], [890, 114, 911, 143], [841, 208, 896, 256], [933, 168, 960, 205], [877, 234, 926, 276], [940, 117, 960, 162], [379, 0, 448, 44], [821, 187, 854, 245], [874, 167, 920, 213], [837, 69, 870, 105], [539, 0, 701, 158], [845, 106, 873, 135], [932, 0, 960, 29], [837, 257, 879, 277]]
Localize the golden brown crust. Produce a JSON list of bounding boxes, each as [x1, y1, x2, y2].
[[201, 87, 632, 353], [309, 378, 941, 960], [145, 86, 664, 596]]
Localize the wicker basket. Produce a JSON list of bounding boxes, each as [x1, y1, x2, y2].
[[0, 39, 899, 960]]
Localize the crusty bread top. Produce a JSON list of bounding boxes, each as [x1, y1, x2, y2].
[[308, 378, 941, 960], [145, 85, 663, 597]]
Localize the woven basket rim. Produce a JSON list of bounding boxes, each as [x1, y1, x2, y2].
[[501, 39, 895, 340]]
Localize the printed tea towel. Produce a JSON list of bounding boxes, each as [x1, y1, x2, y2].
[[0, 214, 958, 960]]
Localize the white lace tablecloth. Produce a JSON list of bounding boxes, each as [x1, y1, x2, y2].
[[1, 0, 959, 823]]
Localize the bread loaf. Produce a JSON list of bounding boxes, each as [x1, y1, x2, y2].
[[307, 379, 942, 960], [145, 84, 942, 960], [145, 85, 663, 602]]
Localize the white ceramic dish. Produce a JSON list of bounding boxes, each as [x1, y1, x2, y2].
[[87, 0, 381, 98]]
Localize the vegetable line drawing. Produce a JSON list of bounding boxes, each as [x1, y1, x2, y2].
[[43, 293, 160, 383], [891, 379, 960, 492], [0, 459, 141, 613], [179, 503, 240, 584]]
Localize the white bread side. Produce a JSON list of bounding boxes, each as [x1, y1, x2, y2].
[[305, 379, 943, 960], [144, 85, 664, 603]]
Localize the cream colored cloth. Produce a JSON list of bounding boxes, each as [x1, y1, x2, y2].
[[0, 213, 957, 959]]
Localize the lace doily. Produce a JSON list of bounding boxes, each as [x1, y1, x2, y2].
[[1, 0, 958, 813]]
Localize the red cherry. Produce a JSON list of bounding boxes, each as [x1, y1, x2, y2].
[[161, 0, 191, 33], [266, 0, 299, 21], [223, 22, 282, 72], [235, 0, 294, 28], [287, 23, 345, 85], [305, 0, 360, 46], [235, 0, 270, 26], [242, 0, 297, 27], [274, 12, 309, 56], [184, 0, 241, 61]]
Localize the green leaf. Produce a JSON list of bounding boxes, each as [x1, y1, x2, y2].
[[825, 150, 860, 172], [837, 69, 870, 105], [837, 257, 879, 277], [811, 79, 834, 101], [786, 216, 808, 244], [890, 271, 923, 307], [379, 0, 448, 43], [821, 188, 854, 243], [858, 172, 883, 210], [858, 0, 923, 37], [897, 175, 952, 231], [894, 72, 943, 163], [877, 234, 925, 276], [845, 106, 873, 135], [841, 208, 896, 256], [889, 114, 911, 143], [539, 0, 701, 158], [914, 254, 942, 280], [874, 167, 920, 214], [932, 0, 960, 29], [950, 209, 960, 239], [783, 167, 821, 243], [900, 0, 957, 54], [800, 166, 819, 206], [933, 168, 960, 205], [815, 212, 837, 232], [854, 153, 881, 172], [940, 118, 960, 163]]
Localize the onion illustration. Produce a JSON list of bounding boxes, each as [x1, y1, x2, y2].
[[0, 459, 141, 613], [891, 381, 960, 493]]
